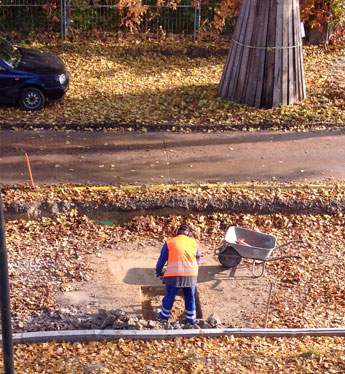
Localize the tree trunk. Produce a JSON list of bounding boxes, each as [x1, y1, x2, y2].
[[218, 0, 306, 109]]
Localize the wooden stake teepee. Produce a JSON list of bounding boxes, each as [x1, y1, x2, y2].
[[218, 0, 306, 108]]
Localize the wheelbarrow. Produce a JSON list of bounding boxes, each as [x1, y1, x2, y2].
[[215, 226, 302, 278]]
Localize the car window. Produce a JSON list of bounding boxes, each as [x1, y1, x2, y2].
[[0, 38, 21, 68]]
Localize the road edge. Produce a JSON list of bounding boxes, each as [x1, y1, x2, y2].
[[4, 328, 345, 345]]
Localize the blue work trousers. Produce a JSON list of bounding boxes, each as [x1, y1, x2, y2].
[[159, 284, 196, 323]]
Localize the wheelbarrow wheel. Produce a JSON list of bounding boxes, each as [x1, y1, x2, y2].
[[218, 246, 241, 268]]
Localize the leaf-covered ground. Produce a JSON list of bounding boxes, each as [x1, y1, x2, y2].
[[2, 183, 345, 373], [2, 183, 345, 331], [0, 35, 344, 130], [3, 336, 344, 373]]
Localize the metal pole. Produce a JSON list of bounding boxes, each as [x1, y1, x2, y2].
[[193, 0, 198, 41], [198, 0, 201, 38], [263, 281, 273, 328], [0, 189, 15, 374], [60, 0, 64, 39], [64, 0, 68, 39]]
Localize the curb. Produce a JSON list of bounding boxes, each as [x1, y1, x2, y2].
[[4, 182, 345, 222], [4, 196, 345, 223], [5, 328, 345, 345], [0, 121, 343, 133], [72, 183, 345, 191]]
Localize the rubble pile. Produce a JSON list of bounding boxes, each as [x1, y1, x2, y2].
[[13, 309, 228, 333], [87, 309, 227, 330]]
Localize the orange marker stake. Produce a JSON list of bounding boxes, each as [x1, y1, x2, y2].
[[25, 153, 35, 189]]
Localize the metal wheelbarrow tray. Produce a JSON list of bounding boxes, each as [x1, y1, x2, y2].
[[216, 226, 302, 278]]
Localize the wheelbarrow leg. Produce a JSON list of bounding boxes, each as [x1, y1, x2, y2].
[[229, 265, 238, 278], [251, 260, 266, 278]]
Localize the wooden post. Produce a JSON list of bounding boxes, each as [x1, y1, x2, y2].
[[218, 0, 306, 108]]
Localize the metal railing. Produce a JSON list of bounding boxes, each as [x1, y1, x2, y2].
[[0, 0, 233, 39]]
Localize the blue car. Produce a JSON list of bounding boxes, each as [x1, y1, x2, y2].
[[0, 37, 69, 111]]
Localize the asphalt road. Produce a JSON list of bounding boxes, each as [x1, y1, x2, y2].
[[0, 129, 343, 185]]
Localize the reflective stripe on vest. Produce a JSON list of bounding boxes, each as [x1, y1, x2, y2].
[[164, 235, 198, 277]]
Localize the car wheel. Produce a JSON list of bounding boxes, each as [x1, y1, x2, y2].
[[19, 87, 45, 111]]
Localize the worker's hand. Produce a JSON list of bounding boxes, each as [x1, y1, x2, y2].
[[154, 271, 161, 277]]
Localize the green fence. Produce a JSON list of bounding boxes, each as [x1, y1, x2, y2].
[[0, 0, 234, 39]]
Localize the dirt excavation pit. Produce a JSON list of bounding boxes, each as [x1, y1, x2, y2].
[[56, 240, 271, 327]]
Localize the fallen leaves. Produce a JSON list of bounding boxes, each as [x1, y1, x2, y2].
[[2, 336, 344, 373], [0, 36, 344, 130], [4, 181, 345, 205], [2, 183, 345, 332], [5, 210, 119, 330], [2, 182, 345, 372]]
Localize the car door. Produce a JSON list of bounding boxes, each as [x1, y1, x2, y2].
[[0, 60, 21, 104]]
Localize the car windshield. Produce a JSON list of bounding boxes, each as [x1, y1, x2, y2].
[[0, 38, 21, 68]]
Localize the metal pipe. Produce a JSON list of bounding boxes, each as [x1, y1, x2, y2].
[[193, 0, 197, 41], [0, 189, 15, 374], [198, 0, 201, 38], [64, 0, 68, 39], [60, 0, 64, 39], [263, 281, 273, 328], [5, 327, 345, 345]]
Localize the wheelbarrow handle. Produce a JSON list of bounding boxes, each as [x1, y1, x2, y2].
[[264, 254, 302, 262], [274, 239, 303, 251]]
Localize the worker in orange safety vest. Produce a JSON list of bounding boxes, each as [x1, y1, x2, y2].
[[155, 224, 200, 324]]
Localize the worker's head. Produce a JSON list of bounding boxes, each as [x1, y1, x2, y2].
[[175, 224, 193, 237]]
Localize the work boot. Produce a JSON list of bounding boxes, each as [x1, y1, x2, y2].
[[155, 309, 168, 321]]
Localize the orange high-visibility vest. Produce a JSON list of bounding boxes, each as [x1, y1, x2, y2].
[[164, 235, 198, 277]]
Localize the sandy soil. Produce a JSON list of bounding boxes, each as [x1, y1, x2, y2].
[[56, 239, 271, 327]]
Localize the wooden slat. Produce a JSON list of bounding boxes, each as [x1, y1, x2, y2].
[[242, 0, 262, 105], [281, 0, 289, 105], [219, 0, 251, 100], [219, 0, 248, 98], [295, 0, 302, 100], [218, 44, 235, 98], [292, 0, 300, 100], [218, 3, 246, 98], [218, 0, 306, 108], [288, 0, 295, 104], [254, 0, 271, 107], [297, 0, 306, 101], [227, 0, 251, 101], [262, 0, 277, 108], [234, 0, 258, 102], [298, 2, 307, 99], [218, 49, 232, 97], [273, 0, 283, 107]]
